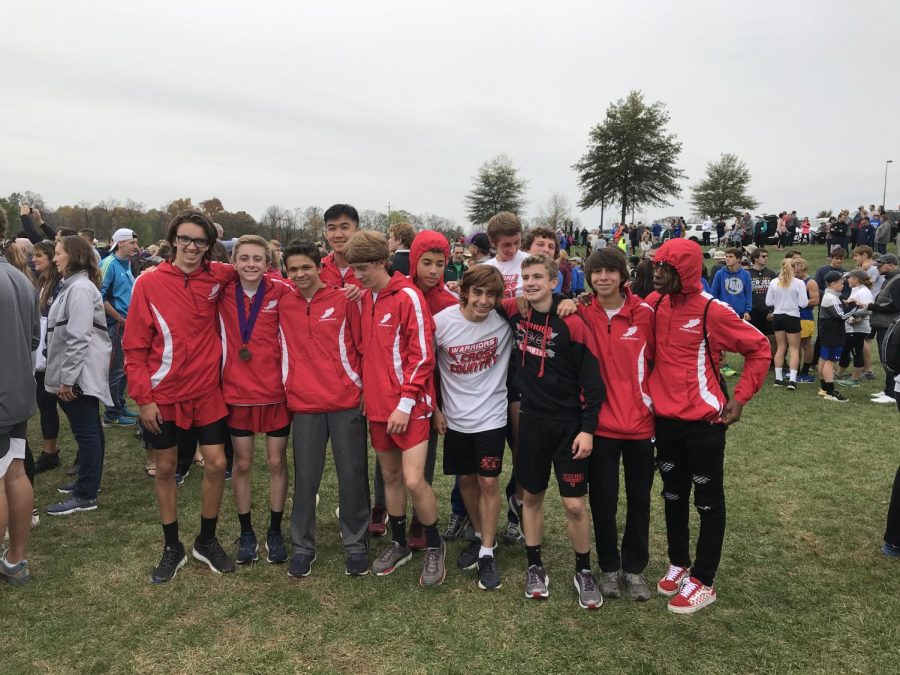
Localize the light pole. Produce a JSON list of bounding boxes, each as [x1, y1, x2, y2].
[[884, 160, 894, 210]]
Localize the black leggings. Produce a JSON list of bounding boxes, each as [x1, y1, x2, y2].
[[35, 371, 61, 440], [839, 332, 866, 369]]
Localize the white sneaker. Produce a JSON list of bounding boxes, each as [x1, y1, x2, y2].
[[870, 391, 884, 398], [32, 509, 40, 528], [871, 394, 896, 404]]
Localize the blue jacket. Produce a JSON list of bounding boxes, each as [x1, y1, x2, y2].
[[711, 266, 752, 316], [99, 254, 135, 326]]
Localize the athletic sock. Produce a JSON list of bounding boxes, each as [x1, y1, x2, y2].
[[423, 521, 441, 549], [801, 362, 811, 376], [269, 510, 283, 534], [238, 511, 253, 536], [479, 545, 494, 558], [162, 520, 179, 547], [775, 367, 783, 381], [526, 545, 542, 568], [199, 516, 218, 544], [575, 550, 591, 573], [789, 369, 798, 382], [823, 380, 835, 395], [389, 514, 407, 547]]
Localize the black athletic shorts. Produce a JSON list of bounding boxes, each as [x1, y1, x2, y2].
[[772, 314, 801, 334], [443, 426, 506, 477], [229, 423, 291, 438], [146, 418, 228, 451], [517, 411, 589, 498]]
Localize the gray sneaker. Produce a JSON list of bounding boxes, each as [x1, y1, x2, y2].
[[371, 541, 412, 577], [623, 572, 651, 601], [524, 564, 549, 599], [420, 541, 446, 587], [598, 570, 622, 598], [574, 570, 603, 609], [457, 537, 481, 570], [501, 520, 524, 545], [46, 495, 97, 516], [0, 556, 31, 586]]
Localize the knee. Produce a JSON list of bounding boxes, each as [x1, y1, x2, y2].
[[478, 476, 499, 493], [561, 497, 587, 519], [203, 454, 227, 476], [404, 474, 425, 495], [233, 456, 253, 476], [155, 460, 176, 481], [267, 453, 287, 476], [522, 491, 543, 509]]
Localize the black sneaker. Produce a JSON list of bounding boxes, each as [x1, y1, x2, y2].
[[288, 552, 316, 578], [192, 537, 236, 574], [457, 537, 481, 571], [477, 555, 501, 590], [345, 553, 370, 576], [773, 379, 785, 387], [441, 512, 469, 541], [265, 530, 288, 564], [786, 381, 796, 391], [235, 532, 258, 565], [34, 452, 61, 474], [151, 542, 186, 584]]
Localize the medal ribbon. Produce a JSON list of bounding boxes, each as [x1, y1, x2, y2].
[[236, 279, 267, 347]]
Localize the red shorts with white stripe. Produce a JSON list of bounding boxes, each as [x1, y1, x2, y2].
[[369, 417, 431, 452], [157, 388, 228, 429], [227, 402, 291, 435]]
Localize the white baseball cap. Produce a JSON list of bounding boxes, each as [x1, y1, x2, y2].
[[111, 228, 137, 251]]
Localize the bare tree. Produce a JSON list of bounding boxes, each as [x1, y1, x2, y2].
[[535, 192, 571, 230]]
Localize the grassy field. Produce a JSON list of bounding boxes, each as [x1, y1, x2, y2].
[[3, 244, 899, 674]]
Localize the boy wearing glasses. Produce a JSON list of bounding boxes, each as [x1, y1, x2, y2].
[[747, 248, 776, 352], [125, 210, 237, 583]]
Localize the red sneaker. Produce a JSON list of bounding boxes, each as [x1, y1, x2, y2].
[[368, 506, 387, 537], [656, 564, 689, 596], [408, 516, 426, 551], [667, 576, 716, 614]]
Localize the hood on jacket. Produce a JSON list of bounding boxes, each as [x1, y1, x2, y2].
[[654, 238, 704, 296], [409, 230, 450, 290]]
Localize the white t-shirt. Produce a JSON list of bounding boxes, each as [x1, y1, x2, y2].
[[484, 250, 529, 298], [434, 305, 512, 433], [764, 277, 809, 317], [847, 285, 874, 333]]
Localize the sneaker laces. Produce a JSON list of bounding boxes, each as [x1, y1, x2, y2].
[[578, 571, 597, 592], [206, 539, 231, 567], [480, 555, 496, 574], [238, 532, 255, 548], [664, 564, 685, 581], [527, 565, 544, 586], [159, 545, 182, 567], [679, 578, 699, 597], [424, 545, 443, 574], [379, 542, 402, 562]]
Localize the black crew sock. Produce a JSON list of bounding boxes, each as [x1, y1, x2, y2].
[[526, 545, 542, 568], [423, 521, 441, 548], [238, 511, 253, 536], [199, 516, 218, 544], [389, 514, 407, 547], [823, 380, 835, 395], [575, 550, 591, 573], [800, 362, 811, 376], [162, 520, 179, 547], [269, 510, 283, 534]]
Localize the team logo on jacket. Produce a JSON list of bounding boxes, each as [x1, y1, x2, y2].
[[380, 313, 392, 325], [621, 325, 638, 340], [208, 283, 221, 300], [320, 307, 335, 320], [263, 299, 278, 311], [680, 318, 702, 334]]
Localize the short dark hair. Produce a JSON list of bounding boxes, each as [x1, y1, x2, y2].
[[584, 248, 629, 292], [57, 227, 77, 238], [283, 241, 322, 267], [166, 210, 218, 262], [458, 265, 504, 306], [523, 226, 558, 255], [725, 247, 742, 257], [830, 246, 847, 259], [323, 204, 359, 226], [78, 228, 95, 239], [749, 248, 768, 262], [0, 209, 7, 237]]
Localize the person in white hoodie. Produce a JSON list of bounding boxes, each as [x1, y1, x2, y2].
[[765, 258, 809, 389], [44, 236, 112, 517]]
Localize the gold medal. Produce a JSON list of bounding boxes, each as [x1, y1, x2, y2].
[[239, 346, 252, 361]]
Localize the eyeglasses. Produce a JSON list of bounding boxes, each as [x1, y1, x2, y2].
[[175, 235, 209, 249]]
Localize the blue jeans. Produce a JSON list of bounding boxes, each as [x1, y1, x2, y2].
[[105, 323, 128, 418], [60, 395, 105, 500]]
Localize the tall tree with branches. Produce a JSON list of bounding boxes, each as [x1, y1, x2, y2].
[[689, 153, 760, 220], [465, 154, 528, 225], [573, 91, 684, 225]]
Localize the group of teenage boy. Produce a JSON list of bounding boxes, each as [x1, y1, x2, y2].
[[118, 203, 773, 615]]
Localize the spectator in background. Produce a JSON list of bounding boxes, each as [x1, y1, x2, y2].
[[874, 214, 892, 255], [799, 217, 811, 244], [570, 256, 585, 295], [77, 229, 101, 261], [747, 248, 776, 354], [0, 223, 40, 587], [268, 239, 285, 277], [100, 229, 140, 428], [468, 232, 492, 265], [558, 250, 573, 297], [711, 247, 753, 377], [790, 258, 819, 383], [701, 217, 713, 247], [765, 258, 809, 389], [630, 259, 655, 299], [44, 236, 112, 516], [829, 213, 849, 251], [388, 221, 416, 276], [715, 218, 726, 246], [444, 243, 467, 282], [835, 270, 873, 388], [814, 248, 847, 292], [639, 230, 653, 258], [865, 254, 900, 404]]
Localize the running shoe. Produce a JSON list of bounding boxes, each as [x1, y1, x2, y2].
[[824, 392, 849, 403], [773, 379, 785, 387], [720, 365, 737, 377], [667, 576, 717, 614], [33, 451, 60, 474], [623, 572, 652, 601], [175, 469, 188, 486], [796, 374, 816, 384], [508, 494, 523, 523], [871, 391, 885, 398], [151, 543, 186, 584], [371, 541, 412, 577], [122, 407, 139, 418], [524, 564, 549, 599], [457, 537, 481, 570], [235, 532, 259, 565], [192, 537, 236, 574], [598, 570, 621, 598], [836, 378, 860, 388], [442, 512, 469, 541], [0, 555, 31, 586], [574, 570, 603, 609], [871, 394, 896, 404], [657, 563, 689, 596], [786, 381, 796, 391], [477, 555, 501, 590], [46, 496, 97, 516], [501, 520, 524, 545], [817, 388, 828, 397], [420, 541, 446, 588], [368, 506, 388, 537], [31, 509, 39, 528], [103, 415, 136, 427], [287, 552, 316, 578], [861, 371, 876, 381], [408, 517, 426, 551], [266, 531, 288, 564], [882, 541, 900, 558], [345, 554, 370, 576]]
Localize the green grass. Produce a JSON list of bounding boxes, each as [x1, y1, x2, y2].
[[4, 244, 899, 674]]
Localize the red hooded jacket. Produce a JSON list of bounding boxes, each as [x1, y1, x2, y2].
[[218, 276, 293, 405], [648, 239, 769, 421], [124, 260, 234, 406], [279, 284, 363, 414], [359, 272, 436, 422], [578, 288, 656, 439], [320, 253, 361, 289], [408, 230, 459, 316]]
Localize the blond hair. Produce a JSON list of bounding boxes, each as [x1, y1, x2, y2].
[[388, 221, 417, 249], [345, 230, 390, 265], [232, 234, 273, 265], [521, 254, 559, 280], [778, 257, 795, 287]]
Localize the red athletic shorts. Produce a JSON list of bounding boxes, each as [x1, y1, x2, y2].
[[369, 417, 431, 452], [227, 402, 291, 435], [157, 388, 228, 429]]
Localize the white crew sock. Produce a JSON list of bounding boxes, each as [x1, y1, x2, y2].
[[789, 369, 798, 382], [479, 545, 494, 558], [775, 367, 783, 380]]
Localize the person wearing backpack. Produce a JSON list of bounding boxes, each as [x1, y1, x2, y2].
[[862, 255, 900, 403]]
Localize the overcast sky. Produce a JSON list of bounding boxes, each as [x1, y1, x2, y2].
[[4, 1, 899, 229]]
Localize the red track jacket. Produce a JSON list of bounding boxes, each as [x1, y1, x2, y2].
[[320, 253, 361, 289], [408, 230, 459, 316]]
